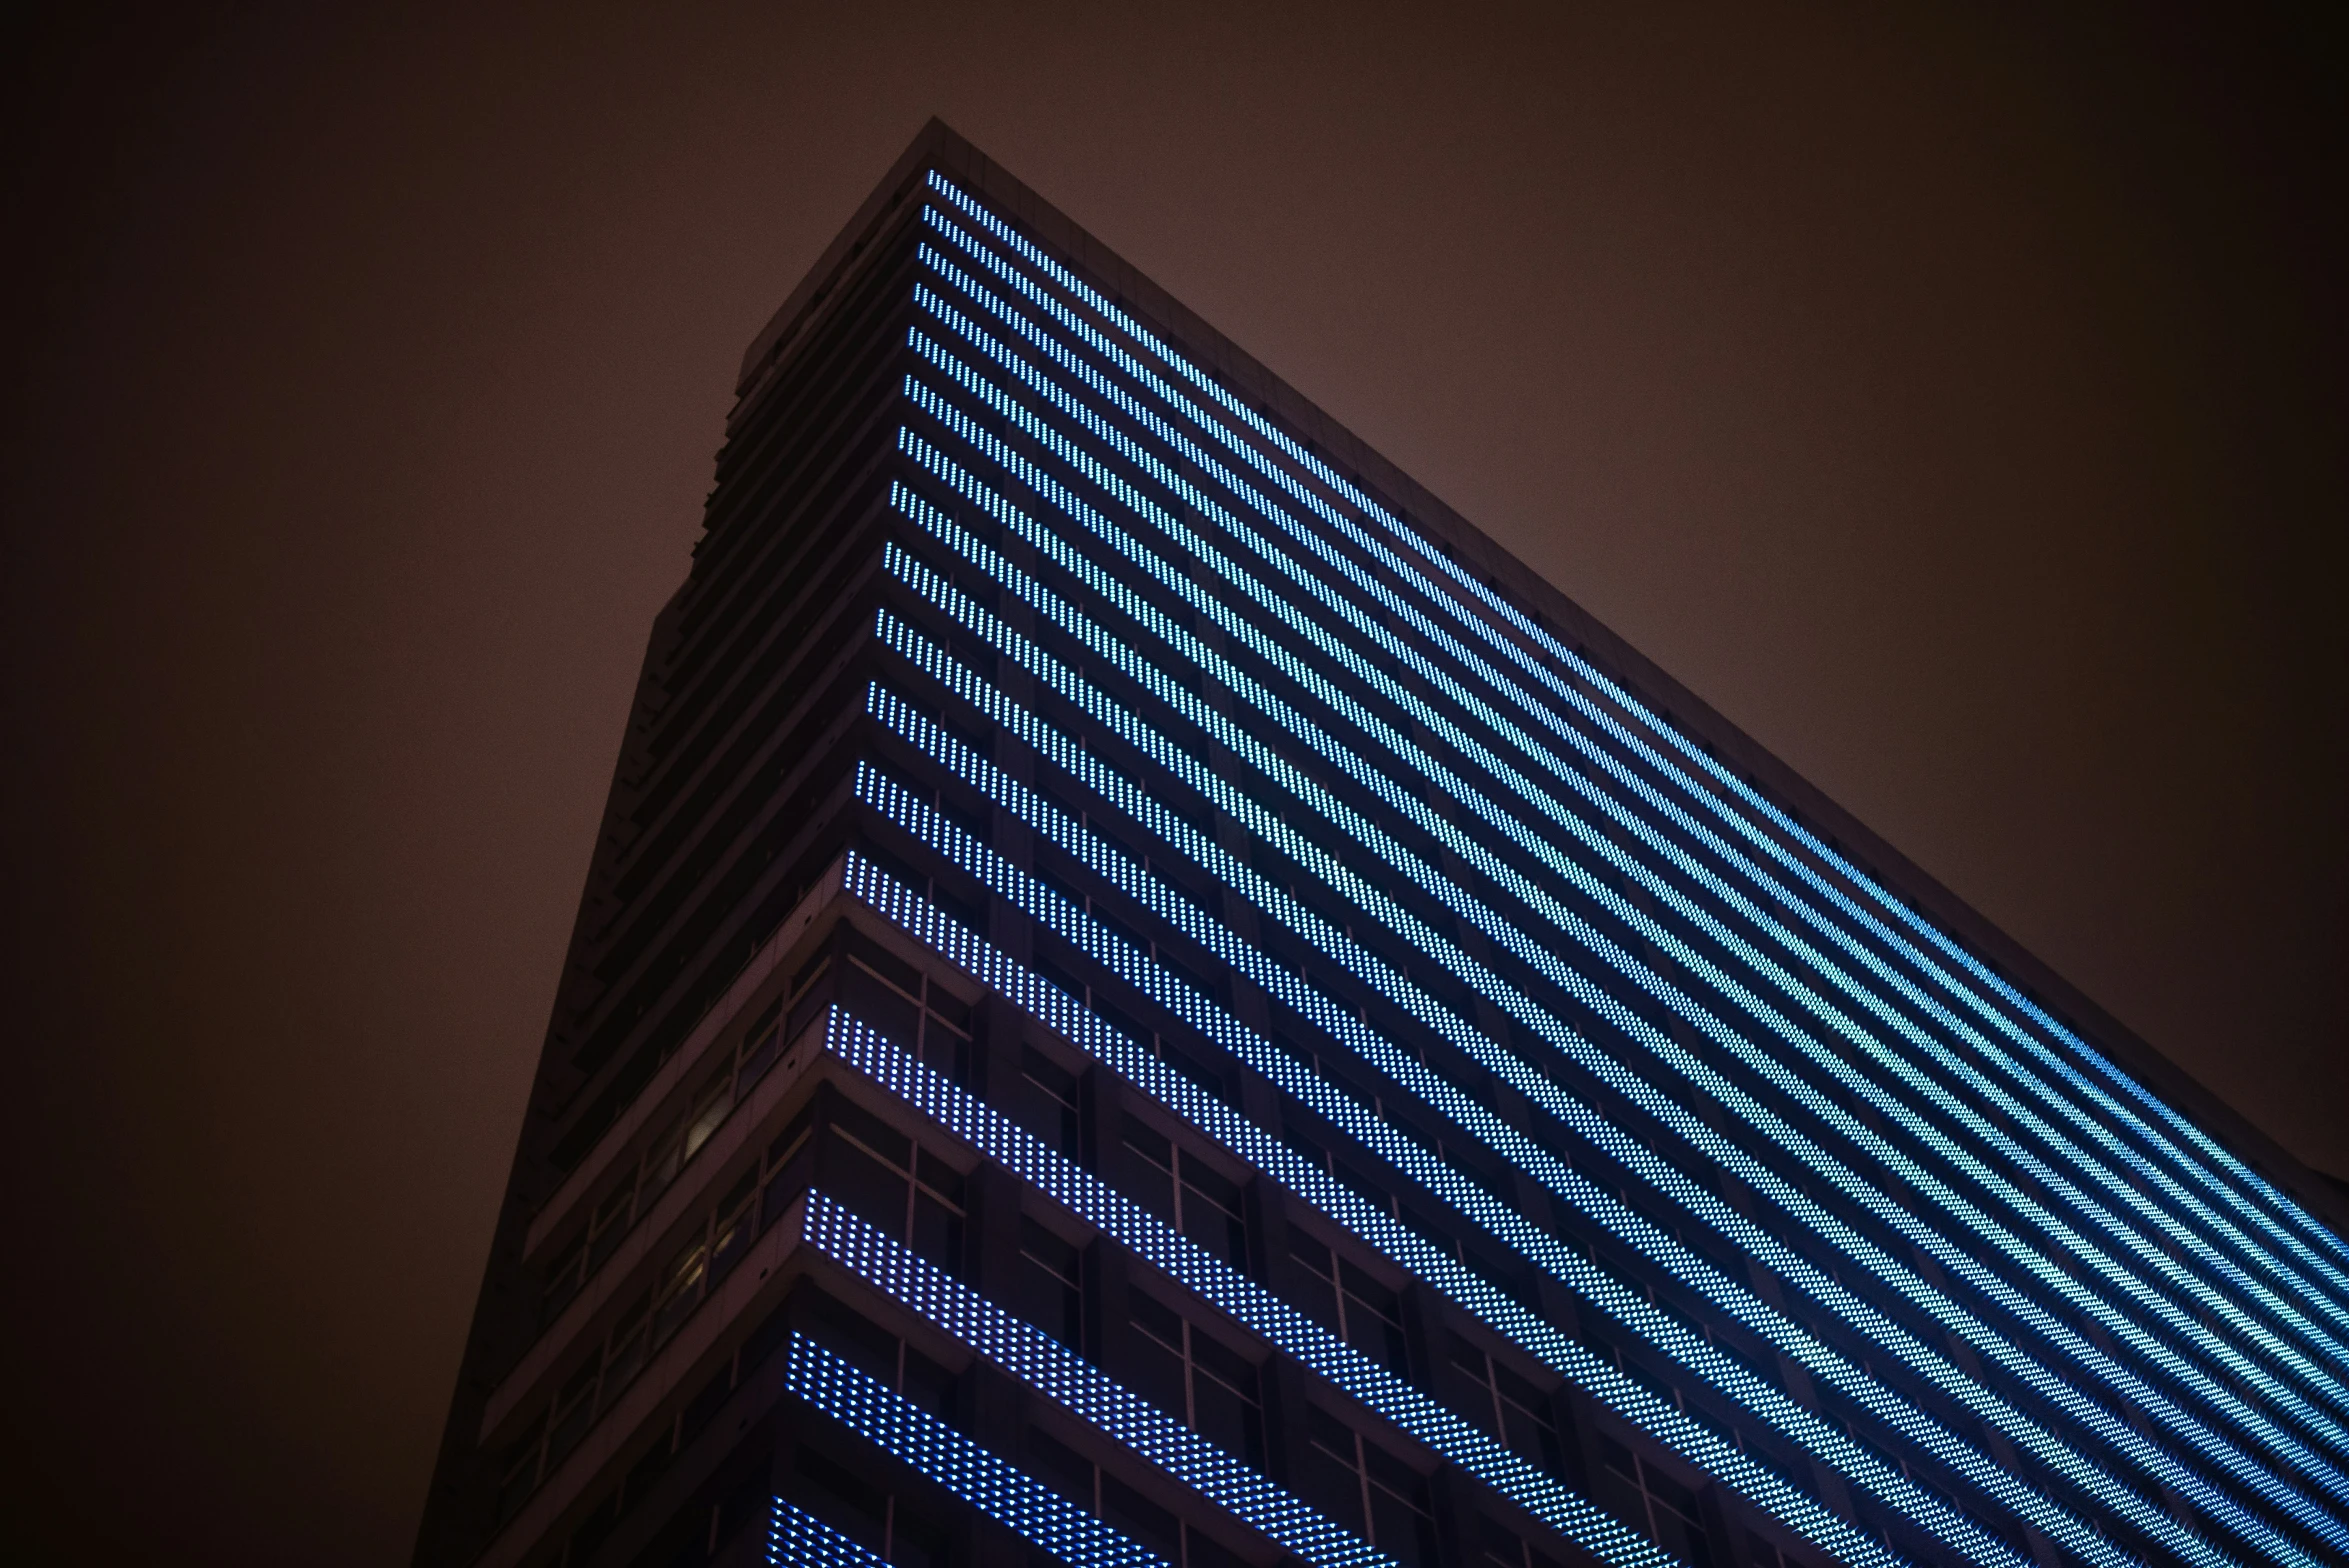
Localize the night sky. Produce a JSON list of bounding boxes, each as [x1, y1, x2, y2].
[[3, 5, 2342, 1564]]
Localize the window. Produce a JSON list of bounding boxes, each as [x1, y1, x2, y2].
[[1599, 1435, 1716, 1567], [831, 929, 976, 1083], [1024, 1424, 1238, 1567], [538, 1300, 801, 1563], [1043, 778, 1214, 911], [1015, 1218, 1084, 1349], [1289, 1234, 1411, 1378], [803, 1287, 959, 1419], [1299, 1407, 1440, 1566], [856, 832, 989, 934], [538, 959, 827, 1328], [784, 1445, 951, 1566], [1034, 937, 1231, 1103], [1284, 1114, 1466, 1269], [1477, 1517, 1565, 1568], [1747, 1532, 1814, 1568], [1009, 1044, 1081, 1159], [824, 1100, 967, 1276], [1119, 1120, 1248, 1269], [1038, 843, 1223, 1004], [1450, 1336, 1564, 1474], [1128, 1291, 1265, 1465]]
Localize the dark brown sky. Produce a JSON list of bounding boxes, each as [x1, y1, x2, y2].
[[2, 4, 2342, 1564]]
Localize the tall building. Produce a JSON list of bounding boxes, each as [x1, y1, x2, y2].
[[412, 121, 2349, 1568]]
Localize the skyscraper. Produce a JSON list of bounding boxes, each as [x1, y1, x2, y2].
[[412, 120, 2349, 1568]]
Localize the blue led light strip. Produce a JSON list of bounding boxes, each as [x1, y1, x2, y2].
[[794, 1190, 1390, 1568], [849, 760, 1997, 1568], [783, 1330, 1161, 1568], [864, 592, 2333, 1568], [875, 468, 2349, 1551], [920, 168, 2349, 1313], [816, 1002, 1682, 1568], [886, 412, 2349, 1525], [769, 1499, 892, 1568], [831, 847, 1910, 1568], [906, 217, 2349, 1414], [861, 624, 2291, 1568], [896, 275, 2349, 1411], [855, 748, 2032, 1568]]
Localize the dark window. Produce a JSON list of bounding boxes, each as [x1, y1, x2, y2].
[[1011, 1046, 1082, 1158], [1450, 1335, 1565, 1474], [1290, 1234, 1410, 1377], [1601, 1435, 1716, 1567], [825, 1109, 966, 1275], [1300, 1407, 1439, 1566], [834, 933, 975, 1083], [1747, 1530, 1814, 1568], [1121, 1121, 1248, 1268], [1478, 1516, 1566, 1568], [1128, 1291, 1265, 1465], [1016, 1219, 1084, 1349], [1026, 1422, 1229, 1566], [1034, 872, 1231, 1096], [787, 1447, 888, 1553]]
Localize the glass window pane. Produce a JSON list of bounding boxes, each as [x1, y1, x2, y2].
[[838, 956, 921, 1047], [824, 1128, 910, 1239], [1101, 1475, 1179, 1560], [1299, 1410, 1366, 1534], [1024, 1425, 1095, 1509], [1016, 1220, 1083, 1347], [910, 1191, 963, 1275]]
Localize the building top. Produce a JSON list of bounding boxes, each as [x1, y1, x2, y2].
[[734, 115, 2345, 1242]]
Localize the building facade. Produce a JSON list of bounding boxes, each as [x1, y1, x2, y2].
[[411, 122, 2349, 1568]]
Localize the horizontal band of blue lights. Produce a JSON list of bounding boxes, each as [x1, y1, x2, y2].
[[847, 746, 2018, 1568], [920, 168, 2349, 1318], [885, 309, 2349, 1509], [816, 1000, 1681, 1568], [878, 464, 2349, 1558], [907, 198, 2349, 1431], [890, 239, 2349, 1476], [863, 577, 2325, 1568], [783, 1326, 1163, 1568], [770, 1499, 892, 1568], [882, 395, 2349, 1549], [895, 256, 2349, 1418], [796, 1188, 1388, 1568], [860, 603, 2284, 1568]]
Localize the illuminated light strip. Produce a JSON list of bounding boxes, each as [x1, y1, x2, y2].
[[863, 601, 2332, 1568], [904, 235, 2349, 1409], [877, 473, 2349, 1544], [920, 171, 2349, 1310], [832, 850, 1913, 1568], [817, 1005, 1683, 1568], [797, 1192, 1390, 1568], [888, 412, 2349, 1512], [861, 637, 2280, 1568], [865, 506, 2342, 1554], [783, 1330, 1164, 1568], [917, 175, 2349, 1319], [770, 1499, 892, 1568], [887, 350, 2349, 1492], [848, 766, 2021, 1568], [896, 286, 2349, 1404], [857, 743, 2017, 1568], [887, 350, 2349, 1482]]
